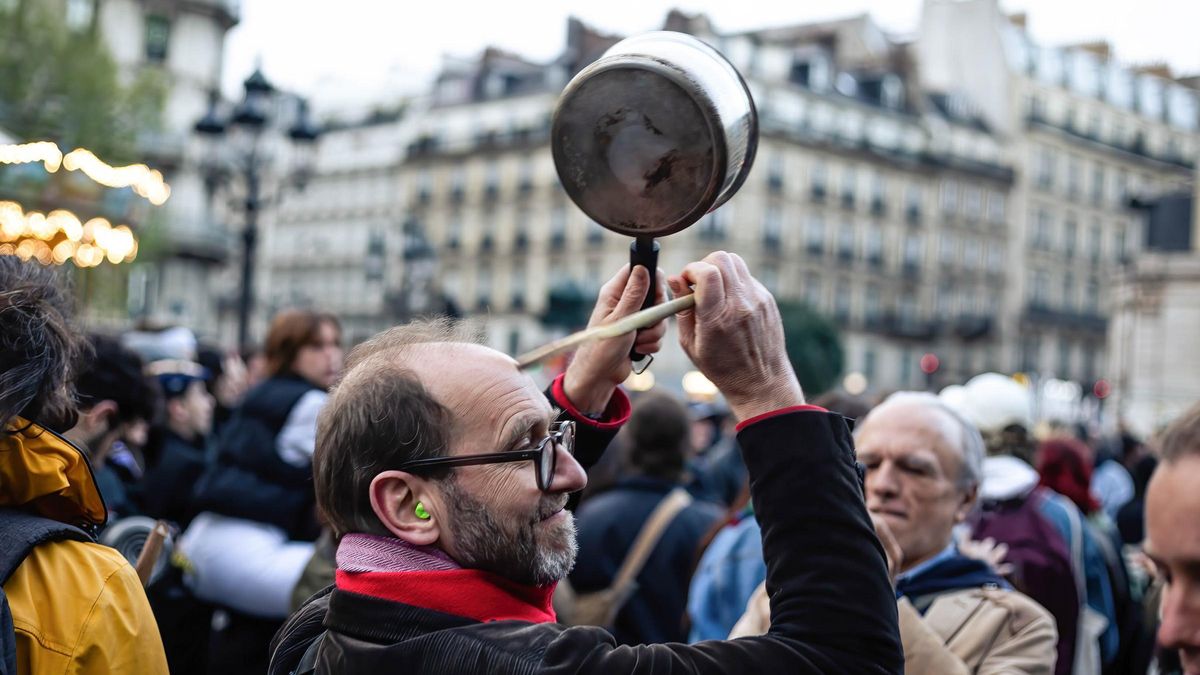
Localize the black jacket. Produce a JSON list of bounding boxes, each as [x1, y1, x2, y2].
[[191, 375, 321, 539], [269, 410, 903, 674], [142, 429, 206, 528], [570, 475, 723, 645]]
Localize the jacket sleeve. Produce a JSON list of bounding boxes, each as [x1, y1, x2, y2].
[[540, 411, 904, 675], [71, 561, 169, 675], [544, 376, 629, 472]]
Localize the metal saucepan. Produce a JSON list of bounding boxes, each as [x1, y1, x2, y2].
[[550, 30, 757, 361]]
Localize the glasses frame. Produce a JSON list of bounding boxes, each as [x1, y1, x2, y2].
[[394, 421, 576, 492]]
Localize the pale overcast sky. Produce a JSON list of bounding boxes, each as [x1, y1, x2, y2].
[[223, 0, 1200, 115]]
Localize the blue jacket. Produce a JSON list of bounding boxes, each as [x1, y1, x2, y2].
[[1037, 490, 1119, 663], [687, 511, 766, 642]]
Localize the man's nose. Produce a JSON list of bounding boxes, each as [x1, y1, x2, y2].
[[551, 445, 587, 494], [867, 461, 901, 500], [1157, 582, 1200, 651]]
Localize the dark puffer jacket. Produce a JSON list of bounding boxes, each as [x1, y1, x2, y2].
[[191, 375, 320, 539]]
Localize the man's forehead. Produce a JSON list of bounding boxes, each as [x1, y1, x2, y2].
[[400, 342, 539, 408], [859, 403, 956, 450], [1146, 457, 1200, 563]]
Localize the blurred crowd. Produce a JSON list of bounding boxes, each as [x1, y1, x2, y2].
[[2, 253, 1199, 675]]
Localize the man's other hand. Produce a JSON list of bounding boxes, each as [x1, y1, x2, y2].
[[563, 264, 666, 414], [668, 251, 803, 422]]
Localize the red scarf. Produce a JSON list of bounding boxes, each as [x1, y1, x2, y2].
[[336, 568, 557, 624]]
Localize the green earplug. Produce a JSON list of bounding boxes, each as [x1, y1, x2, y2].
[[414, 502, 431, 520]]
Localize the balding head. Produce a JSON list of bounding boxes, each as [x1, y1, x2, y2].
[[313, 319, 486, 536], [860, 392, 985, 491]]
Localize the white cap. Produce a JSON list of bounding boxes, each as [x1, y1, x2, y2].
[[939, 372, 1033, 435]]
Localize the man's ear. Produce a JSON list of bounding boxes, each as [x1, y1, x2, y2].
[[77, 400, 119, 435], [955, 483, 980, 524], [369, 470, 441, 547]]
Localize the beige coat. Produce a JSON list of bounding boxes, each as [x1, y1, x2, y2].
[[731, 583, 1057, 674]]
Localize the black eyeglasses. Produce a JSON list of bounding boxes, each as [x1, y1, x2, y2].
[[395, 421, 576, 492]]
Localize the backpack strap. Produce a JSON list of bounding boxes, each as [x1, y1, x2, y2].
[[0, 508, 93, 675], [0, 507, 93, 585], [608, 488, 693, 599]]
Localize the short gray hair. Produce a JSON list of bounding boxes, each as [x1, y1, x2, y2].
[[857, 391, 985, 491]]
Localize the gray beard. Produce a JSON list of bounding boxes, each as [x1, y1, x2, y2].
[[442, 478, 578, 587]]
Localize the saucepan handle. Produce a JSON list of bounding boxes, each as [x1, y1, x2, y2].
[[629, 238, 659, 361]]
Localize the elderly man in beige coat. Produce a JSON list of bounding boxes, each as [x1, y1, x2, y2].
[[732, 392, 1057, 674]]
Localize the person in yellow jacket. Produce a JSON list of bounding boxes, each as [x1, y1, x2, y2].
[[1, 256, 168, 675]]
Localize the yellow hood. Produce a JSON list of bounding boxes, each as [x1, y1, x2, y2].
[[1, 417, 107, 528]]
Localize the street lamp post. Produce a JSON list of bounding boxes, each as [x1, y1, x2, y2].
[[193, 68, 319, 350]]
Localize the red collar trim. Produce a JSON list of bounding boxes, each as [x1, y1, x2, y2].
[[335, 568, 557, 624]]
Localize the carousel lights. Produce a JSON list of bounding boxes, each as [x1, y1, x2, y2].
[[0, 142, 170, 205], [0, 201, 138, 267]]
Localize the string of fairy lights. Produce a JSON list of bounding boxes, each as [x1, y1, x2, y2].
[[0, 141, 170, 267]]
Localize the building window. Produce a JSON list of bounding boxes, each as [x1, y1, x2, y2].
[[767, 153, 785, 194], [1032, 209, 1052, 250], [865, 224, 883, 266], [1067, 155, 1082, 199], [940, 180, 959, 216], [1031, 269, 1049, 307], [810, 162, 827, 201], [447, 213, 463, 249], [760, 263, 779, 294], [1062, 272, 1075, 310], [1036, 146, 1055, 190], [450, 166, 466, 201], [864, 283, 881, 321], [144, 15, 171, 63], [905, 184, 922, 222], [511, 265, 526, 309], [903, 232, 923, 269], [1089, 222, 1102, 263], [1115, 227, 1128, 263], [987, 192, 1006, 224], [1085, 278, 1100, 312], [837, 223, 856, 260], [987, 241, 1004, 272], [699, 209, 728, 241], [864, 348, 877, 380], [1058, 337, 1072, 378], [841, 167, 857, 208], [805, 214, 825, 255], [937, 281, 954, 317], [484, 160, 500, 199], [1063, 217, 1077, 258], [939, 232, 957, 266], [517, 155, 535, 194], [834, 281, 851, 321], [549, 204, 567, 248], [1021, 335, 1041, 373], [763, 205, 782, 246], [476, 264, 492, 309], [963, 237, 981, 270], [870, 172, 886, 214], [804, 272, 823, 308], [1091, 165, 1105, 204], [963, 186, 983, 221]]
